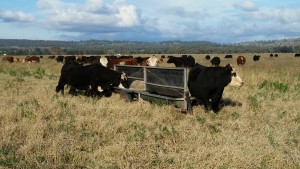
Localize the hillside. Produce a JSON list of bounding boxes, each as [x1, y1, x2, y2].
[[1, 38, 300, 55]]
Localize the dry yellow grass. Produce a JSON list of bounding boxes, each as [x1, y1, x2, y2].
[[0, 53, 300, 168]]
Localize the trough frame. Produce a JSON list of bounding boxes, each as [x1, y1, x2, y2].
[[114, 65, 193, 113]]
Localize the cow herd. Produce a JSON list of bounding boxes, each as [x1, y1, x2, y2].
[[49, 54, 246, 113], [2, 53, 298, 113]]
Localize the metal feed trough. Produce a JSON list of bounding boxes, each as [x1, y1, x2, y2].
[[114, 65, 193, 113]]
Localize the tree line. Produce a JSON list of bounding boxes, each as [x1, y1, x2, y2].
[[0, 39, 300, 56]]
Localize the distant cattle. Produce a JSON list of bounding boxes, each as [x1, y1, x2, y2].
[[210, 57, 221, 66], [188, 64, 244, 112], [274, 54, 278, 57], [48, 55, 56, 59], [77, 56, 99, 64], [225, 55, 233, 59], [295, 53, 300, 57], [56, 55, 64, 63], [64, 56, 77, 63], [270, 53, 274, 57], [23, 56, 40, 63], [205, 55, 211, 60], [167, 55, 195, 67], [56, 63, 128, 97], [253, 55, 261, 61], [107, 56, 162, 69], [2, 56, 20, 63], [237, 56, 246, 65]]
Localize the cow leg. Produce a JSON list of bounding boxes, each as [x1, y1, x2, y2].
[[203, 99, 212, 112], [102, 89, 112, 97], [90, 85, 103, 97], [56, 76, 66, 95], [56, 85, 64, 95], [68, 87, 77, 96], [56, 84, 65, 95], [210, 89, 224, 113]]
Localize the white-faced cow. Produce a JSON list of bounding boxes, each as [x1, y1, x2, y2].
[[145, 56, 163, 67], [188, 64, 243, 112], [237, 56, 246, 65], [56, 62, 128, 97], [99, 56, 108, 67]]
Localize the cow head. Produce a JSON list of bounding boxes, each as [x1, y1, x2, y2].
[[146, 56, 162, 66], [118, 71, 129, 88], [100, 56, 108, 67], [226, 64, 244, 87]]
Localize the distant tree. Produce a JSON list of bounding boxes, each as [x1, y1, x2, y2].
[[50, 47, 62, 55]]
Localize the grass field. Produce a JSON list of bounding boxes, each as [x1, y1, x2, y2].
[[0, 53, 300, 168]]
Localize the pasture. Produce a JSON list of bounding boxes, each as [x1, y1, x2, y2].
[[0, 53, 300, 168]]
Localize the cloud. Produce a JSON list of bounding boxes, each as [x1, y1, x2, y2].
[[0, 10, 34, 22], [1, 0, 300, 43], [234, 0, 258, 12], [36, 0, 140, 32], [162, 6, 207, 19]]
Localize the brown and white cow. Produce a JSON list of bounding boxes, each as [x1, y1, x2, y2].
[[237, 56, 246, 65]]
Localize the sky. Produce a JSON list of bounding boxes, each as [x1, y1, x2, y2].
[[0, 0, 300, 43]]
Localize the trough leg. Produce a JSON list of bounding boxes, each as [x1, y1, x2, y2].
[[185, 92, 193, 114]]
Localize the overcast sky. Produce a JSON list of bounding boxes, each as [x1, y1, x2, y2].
[[0, 0, 299, 43]]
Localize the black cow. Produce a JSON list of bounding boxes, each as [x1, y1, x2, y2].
[[205, 55, 211, 60], [295, 53, 300, 57], [56, 55, 64, 63], [64, 55, 77, 63], [253, 55, 260, 61], [225, 55, 233, 59], [56, 63, 128, 97], [210, 57, 221, 66], [188, 64, 243, 112], [167, 55, 195, 67]]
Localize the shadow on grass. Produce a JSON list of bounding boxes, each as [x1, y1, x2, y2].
[[192, 98, 242, 109]]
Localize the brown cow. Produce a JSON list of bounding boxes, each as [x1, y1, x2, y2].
[[23, 56, 40, 63], [107, 58, 138, 69], [107, 56, 162, 69], [2, 56, 20, 63], [2, 56, 14, 63], [237, 56, 246, 65]]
